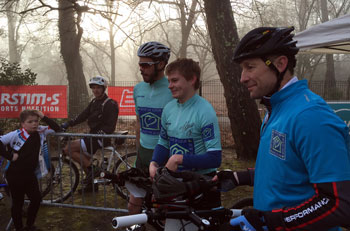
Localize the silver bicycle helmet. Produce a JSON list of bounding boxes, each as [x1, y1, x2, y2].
[[89, 76, 108, 88], [137, 41, 171, 63]]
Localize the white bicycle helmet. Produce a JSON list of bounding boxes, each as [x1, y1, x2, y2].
[[137, 41, 171, 63], [89, 76, 108, 88]]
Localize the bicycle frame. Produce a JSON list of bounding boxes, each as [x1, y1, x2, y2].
[[62, 131, 134, 173], [42, 132, 137, 203], [50, 131, 134, 177], [100, 145, 132, 173]]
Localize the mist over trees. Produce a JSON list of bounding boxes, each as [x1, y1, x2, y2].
[[0, 0, 349, 159]]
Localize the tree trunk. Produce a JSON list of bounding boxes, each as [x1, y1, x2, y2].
[[109, 22, 116, 85], [320, 0, 336, 100], [178, 0, 197, 58], [58, 0, 89, 117], [6, 2, 20, 63], [203, 0, 261, 160]]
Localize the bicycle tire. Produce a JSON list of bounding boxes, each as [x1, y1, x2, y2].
[[113, 152, 137, 200], [40, 156, 80, 203], [231, 197, 254, 209]]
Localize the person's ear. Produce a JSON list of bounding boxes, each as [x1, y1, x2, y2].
[[157, 61, 166, 70], [274, 55, 288, 72], [191, 75, 197, 87]]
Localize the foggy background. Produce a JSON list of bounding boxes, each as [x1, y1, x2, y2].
[[1, 0, 350, 88]]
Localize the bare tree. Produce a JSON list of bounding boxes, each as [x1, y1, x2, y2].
[[5, 1, 20, 63], [143, 0, 201, 59], [81, 0, 140, 84], [176, 0, 198, 58], [18, 0, 125, 115], [204, 0, 261, 160], [58, 0, 89, 116], [1, 0, 36, 63]]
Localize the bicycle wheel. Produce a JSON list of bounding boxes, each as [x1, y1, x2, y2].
[[113, 152, 137, 200], [231, 197, 254, 209], [40, 156, 80, 203]]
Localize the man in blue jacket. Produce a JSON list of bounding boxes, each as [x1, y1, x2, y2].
[[218, 27, 350, 231]]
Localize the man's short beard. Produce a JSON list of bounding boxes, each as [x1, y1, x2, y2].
[[146, 71, 158, 84]]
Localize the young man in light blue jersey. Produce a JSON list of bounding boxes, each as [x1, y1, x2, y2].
[[150, 58, 222, 210], [129, 42, 173, 216], [217, 27, 350, 231]]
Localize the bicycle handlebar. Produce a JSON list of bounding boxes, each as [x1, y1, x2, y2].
[[111, 208, 242, 229], [112, 213, 148, 228]]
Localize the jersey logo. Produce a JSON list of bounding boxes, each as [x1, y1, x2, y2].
[[201, 123, 215, 142], [169, 137, 194, 155], [138, 107, 163, 135], [180, 122, 194, 136], [270, 129, 286, 160]]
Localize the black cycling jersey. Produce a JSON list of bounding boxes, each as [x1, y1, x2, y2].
[[67, 94, 119, 134]]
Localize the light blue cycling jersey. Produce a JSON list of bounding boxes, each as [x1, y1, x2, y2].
[[133, 76, 173, 149], [158, 94, 222, 174], [254, 80, 350, 212]]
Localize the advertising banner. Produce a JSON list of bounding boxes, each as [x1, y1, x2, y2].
[[0, 85, 67, 118], [108, 86, 136, 116]]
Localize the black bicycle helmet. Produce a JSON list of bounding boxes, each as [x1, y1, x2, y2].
[[233, 27, 299, 63], [152, 167, 214, 201], [234, 27, 299, 96], [137, 41, 171, 63]]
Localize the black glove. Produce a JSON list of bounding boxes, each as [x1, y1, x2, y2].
[[217, 170, 238, 192], [61, 122, 69, 130], [230, 208, 267, 231], [185, 178, 213, 196]]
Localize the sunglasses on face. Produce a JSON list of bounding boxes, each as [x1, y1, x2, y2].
[[138, 61, 159, 68]]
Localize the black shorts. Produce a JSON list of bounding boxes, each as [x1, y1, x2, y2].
[[135, 145, 154, 174], [81, 137, 111, 156]]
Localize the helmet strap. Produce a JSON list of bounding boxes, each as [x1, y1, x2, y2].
[[262, 57, 287, 97]]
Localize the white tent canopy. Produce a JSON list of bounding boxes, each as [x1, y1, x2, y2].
[[294, 14, 350, 54]]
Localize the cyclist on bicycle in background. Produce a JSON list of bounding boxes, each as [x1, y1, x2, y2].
[[129, 41, 173, 217], [149, 58, 222, 228], [61, 76, 119, 192], [217, 27, 350, 230]]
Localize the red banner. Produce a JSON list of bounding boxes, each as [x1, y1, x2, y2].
[[108, 86, 136, 116], [0, 85, 67, 118]]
